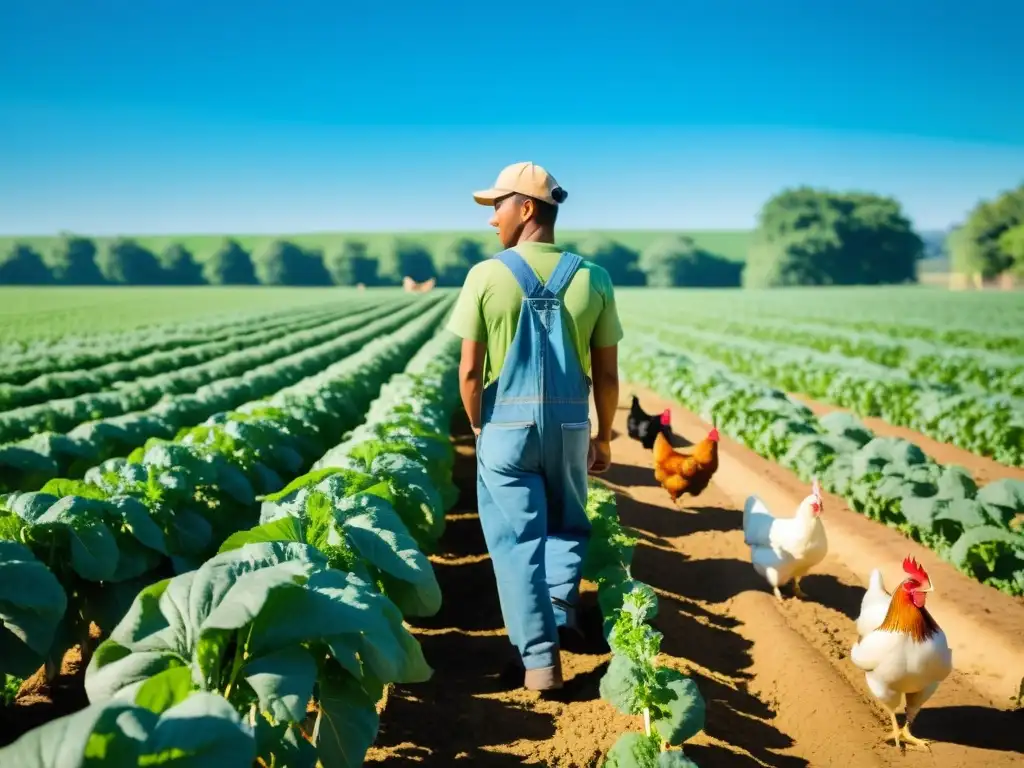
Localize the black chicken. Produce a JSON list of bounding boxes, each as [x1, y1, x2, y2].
[[627, 395, 672, 450]]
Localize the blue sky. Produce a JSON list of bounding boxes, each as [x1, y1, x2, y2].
[[1, 0, 1022, 235]]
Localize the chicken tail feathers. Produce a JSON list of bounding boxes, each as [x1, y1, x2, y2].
[[743, 495, 775, 546], [868, 568, 885, 595], [652, 431, 674, 463]]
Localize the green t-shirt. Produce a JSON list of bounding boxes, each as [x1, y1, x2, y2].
[[446, 242, 624, 385]]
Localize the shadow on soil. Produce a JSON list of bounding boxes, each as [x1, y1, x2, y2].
[[604, 465, 809, 767], [917, 706, 1024, 752]]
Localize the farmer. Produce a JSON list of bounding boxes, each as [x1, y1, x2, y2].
[[447, 161, 623, 692]]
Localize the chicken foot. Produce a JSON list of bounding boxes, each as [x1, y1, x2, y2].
[[899, 715, 931, 751], [883, 710, 931, 752], [792, 579, 807, 599]]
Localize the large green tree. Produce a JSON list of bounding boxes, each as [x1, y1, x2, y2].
[[377, 238, 436, 285], [96, 239, 164, 284], [951, 183, 1024, 278], [435, 237, 484, 287], [0, 244, 53, 284], [639, 235, 742, 287], [254, 240, 331, 286], [203, 239, 258, 285], [577, 235, 645, 286], [325, 240, 379, 286], [47, 235, 105, 284], [744, 187, 923, 288], [159, 244, 205, 285]]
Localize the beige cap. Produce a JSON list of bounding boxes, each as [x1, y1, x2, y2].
[[473, 161, 567, 206]]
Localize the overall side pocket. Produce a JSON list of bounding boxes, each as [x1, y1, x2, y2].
[[560, 420, 592, 525]]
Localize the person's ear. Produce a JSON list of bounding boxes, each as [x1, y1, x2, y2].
[[520, 197, 535, 223]]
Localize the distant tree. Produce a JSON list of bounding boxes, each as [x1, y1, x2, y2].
[[998, 223, 1024, 277], [577, 235, 645, 286], [0, 244, 53, 284], [96, 239, 164, 284], [378, 238, 436, 284], [325, 240, 379, 286], [159, 243, 205, 285], [744, 187, 922, 288], [255, 240, 332, 286], [203, 239, 258, 285], [639, 235, 742, 287], [47, 235, 105, 284], [951, 183, 1024, 278], [435, 237, 484, 287]]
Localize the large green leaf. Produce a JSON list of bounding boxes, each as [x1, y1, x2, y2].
[[0, 541, 67, 675], [0, 692, 255, 768], [331, 494, 441, 617], [314, 670, 380, 768], [243, 646, 318, 723], [652, 668, 706, 745]]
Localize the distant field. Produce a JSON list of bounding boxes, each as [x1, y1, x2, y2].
[[0, 286, 408, 342], [0, 229, 754, 263]]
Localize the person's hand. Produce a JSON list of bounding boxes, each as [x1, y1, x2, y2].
[[588, 438, 611, 474], [472, 424, 482, 439]]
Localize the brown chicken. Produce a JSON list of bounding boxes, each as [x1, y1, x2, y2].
[[652, 426, 720, 506]]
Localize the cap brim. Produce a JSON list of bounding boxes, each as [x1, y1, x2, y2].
[[472, 187, 511, 205]]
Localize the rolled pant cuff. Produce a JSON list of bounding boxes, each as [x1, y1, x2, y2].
[[522, 652, 557, 670]]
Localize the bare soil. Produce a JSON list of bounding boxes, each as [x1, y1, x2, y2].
[[369, 393, 1024, 767]]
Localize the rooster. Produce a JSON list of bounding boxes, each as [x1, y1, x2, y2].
[[851, 558, 952, 751], [627, 395, 672, 450], [651, 426, 719, 506], [743, 478, 827, 600]]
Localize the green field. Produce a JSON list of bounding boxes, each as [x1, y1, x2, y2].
[[0, 229, 754, 263], [0, 286, 412, 342]]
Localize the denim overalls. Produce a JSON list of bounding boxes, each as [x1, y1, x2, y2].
[[475, 248, 593, 673]]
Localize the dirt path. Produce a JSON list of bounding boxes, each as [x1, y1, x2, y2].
[[370, 398, 1024, 767], [788, 392, 1024, 486]]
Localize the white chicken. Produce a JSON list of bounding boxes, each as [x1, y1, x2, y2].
[[743, 478, 828, 600], [851, 557, 953, 751]]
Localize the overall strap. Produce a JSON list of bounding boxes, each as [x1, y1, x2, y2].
[[545, 251, 583, 297], [496, 249, 546, 298]]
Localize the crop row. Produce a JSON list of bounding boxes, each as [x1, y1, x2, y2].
[[620, 337, 1024, 597], [0, 299, 434, 492], [0, 313, 462, 766], [0, 300, 411, 444], [795, 314, 1024, 357], [585, 484, 706, 767], [639, 313, 1024, 399], [0, 297, 451, 679], [625, 317, 1024, 468], [0, 302, 350, 386], [0, 302, 378, 411]]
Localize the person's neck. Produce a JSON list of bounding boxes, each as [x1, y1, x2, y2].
[[516, 227, 556, 246]]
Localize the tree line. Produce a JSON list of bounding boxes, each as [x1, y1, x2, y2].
[[9, 181, 1004, 289], [0, 233, 743, 288]]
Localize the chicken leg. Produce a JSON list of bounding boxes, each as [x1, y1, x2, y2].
[[792, 579, 807, 599]]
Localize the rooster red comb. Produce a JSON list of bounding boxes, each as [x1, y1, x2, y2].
[[707, 427, 720, 442], [660, 409, 671, 426], [902, 556, 929, 585]]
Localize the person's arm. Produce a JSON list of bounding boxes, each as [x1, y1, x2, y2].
[[459, 338, 487, 435], [591, 344, 619, 442]]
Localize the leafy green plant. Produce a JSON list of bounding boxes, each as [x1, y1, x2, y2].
[[584, 484, 706, 767], [85, 541, 430, 767]]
